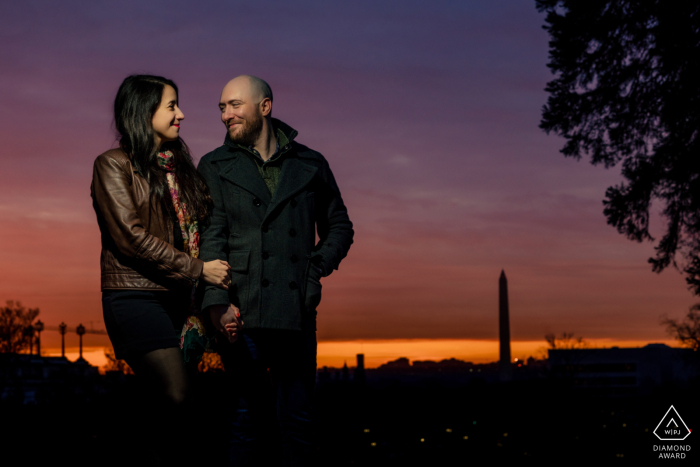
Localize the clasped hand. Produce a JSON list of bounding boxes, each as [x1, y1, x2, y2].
[[209, 304, 243, 343], [202, 261, 241, 342]]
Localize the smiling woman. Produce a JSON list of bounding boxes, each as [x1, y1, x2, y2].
[[151, 84, 184, 147], [90, 74, 233, 464]]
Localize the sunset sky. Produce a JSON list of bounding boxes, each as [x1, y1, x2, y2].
[[0, 0, 693, 367]]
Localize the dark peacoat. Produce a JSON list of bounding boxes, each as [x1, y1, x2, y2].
[[198, 119, 354, 331]]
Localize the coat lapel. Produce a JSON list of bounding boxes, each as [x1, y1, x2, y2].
[[263, 157, 317, 222], [215, 152, 272, 204]]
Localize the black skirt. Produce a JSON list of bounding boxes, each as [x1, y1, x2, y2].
[[102, 289, 190, 360]]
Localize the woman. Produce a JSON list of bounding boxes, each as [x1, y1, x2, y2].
[[91, 74, 234, 462]]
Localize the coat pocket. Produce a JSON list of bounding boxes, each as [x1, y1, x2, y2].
[[227, 250, 250, 309], [303, 259, 323, 314]]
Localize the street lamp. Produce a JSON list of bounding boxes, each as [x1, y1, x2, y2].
[[34, 320, 44, 356], [26, 326, 34, 355], [59, 322, 67, 358], [76, 324, 86, 360]]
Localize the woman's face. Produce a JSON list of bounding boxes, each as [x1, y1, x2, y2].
[[151, 85, 184, 147]]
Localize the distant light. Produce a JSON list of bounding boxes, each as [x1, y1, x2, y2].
[[446, 429, 452, 433], [603, 425, 606, 428], [645, 428, 649, 432], [371, 442, 376, 447], [622, 423, 626, 427], [420, 438, 425, 442], [469, 369, 473, 372], [463, 436, 469, 440], [473, 421, 477, 425], [364, 429, 370, 433], [503, 433, 508, 437]]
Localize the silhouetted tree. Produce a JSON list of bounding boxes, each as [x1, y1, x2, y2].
[[537, 1, 700, 295], [103, 348, 134, 374], [0, 300, 40, 353], [545, 332, 588, 349], [662, 303, 700, 351]]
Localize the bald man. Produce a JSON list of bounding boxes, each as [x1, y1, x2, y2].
[[197, 75, 354, 465]]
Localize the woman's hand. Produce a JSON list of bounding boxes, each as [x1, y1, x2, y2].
[[202, 260, 231, 290], [209, 304, 243, 343]]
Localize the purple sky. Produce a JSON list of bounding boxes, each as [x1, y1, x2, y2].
[[0, 0, 693, 349]]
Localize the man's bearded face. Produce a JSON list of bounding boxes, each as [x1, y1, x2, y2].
[[227, 108, 263, 147]]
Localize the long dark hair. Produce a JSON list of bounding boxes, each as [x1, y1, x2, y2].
[[114, 74, 212, 224]]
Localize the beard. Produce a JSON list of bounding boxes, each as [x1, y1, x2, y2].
[[227, 111, 264, 147]]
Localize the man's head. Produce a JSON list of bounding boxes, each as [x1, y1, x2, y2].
[[219, 75, 273, 146]]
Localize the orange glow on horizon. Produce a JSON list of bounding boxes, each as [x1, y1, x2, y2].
[[315, 338, 680, 368], [40, 338, 680, 370], [43, 347, 110, 370]]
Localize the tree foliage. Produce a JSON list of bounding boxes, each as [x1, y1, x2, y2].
[[662, 303, 700, 352], [0, 300, 40, 353], [198, 351, 225, 373], [537, 0, 700, 294], [545, 332, 588, 349], [103, 348, 134, 374]]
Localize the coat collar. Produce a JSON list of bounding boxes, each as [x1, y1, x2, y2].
[[217, 152, 272, 203], [211, 118, 314, 216], [263, 157, 317, 223]]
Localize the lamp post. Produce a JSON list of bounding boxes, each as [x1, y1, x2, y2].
[[59, 322, 67, 358], [34, 320, 44, 356], [76, 324, 86, 360], [27, 326, 34, 355]]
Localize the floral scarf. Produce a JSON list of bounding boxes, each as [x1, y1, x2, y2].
[[157, 150, 215, 363], [157, 151, 200, 256]]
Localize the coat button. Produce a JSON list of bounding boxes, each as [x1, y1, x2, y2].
[[253, 198, 262, 207], [290, 199, 297, 208], [262, 279, 270, 287], [289, 281, 298, 290], [290, 254, 299, 263], [262, 252, 269, 260], [262, 225, 268, 233], [289, 228, 297, 237]]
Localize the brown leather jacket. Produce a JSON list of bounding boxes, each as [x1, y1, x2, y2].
[[91, 148, 203, 290]]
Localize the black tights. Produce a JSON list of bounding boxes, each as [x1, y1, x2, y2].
[[126, 347, 192, 466]]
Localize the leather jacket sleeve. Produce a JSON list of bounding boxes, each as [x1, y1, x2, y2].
[[92, 152, 203, 285]]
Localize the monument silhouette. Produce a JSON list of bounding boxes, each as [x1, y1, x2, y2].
[[499, 269, 512, 382]]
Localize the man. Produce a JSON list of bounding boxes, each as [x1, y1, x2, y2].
[[198, 75, 354, 465]]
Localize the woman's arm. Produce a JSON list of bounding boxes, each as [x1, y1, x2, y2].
[[92, 151, 203, 285]]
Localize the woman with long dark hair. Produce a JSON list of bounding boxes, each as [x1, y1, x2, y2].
[[91, 74, 234, 463]]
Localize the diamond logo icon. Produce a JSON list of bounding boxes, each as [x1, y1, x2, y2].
[[654, 406, 691, 441]]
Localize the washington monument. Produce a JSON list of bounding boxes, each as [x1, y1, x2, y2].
[[499, 269, 512, 382]]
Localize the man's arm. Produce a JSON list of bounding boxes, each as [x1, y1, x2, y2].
[[311, 156, 354, 276], [198, 159, 232, 311]]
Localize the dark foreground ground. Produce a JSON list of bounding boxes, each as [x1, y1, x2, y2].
[[1, 372, 698, 466]]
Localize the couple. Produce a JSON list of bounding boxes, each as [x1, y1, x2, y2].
[[91, 74, 353, 465]]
